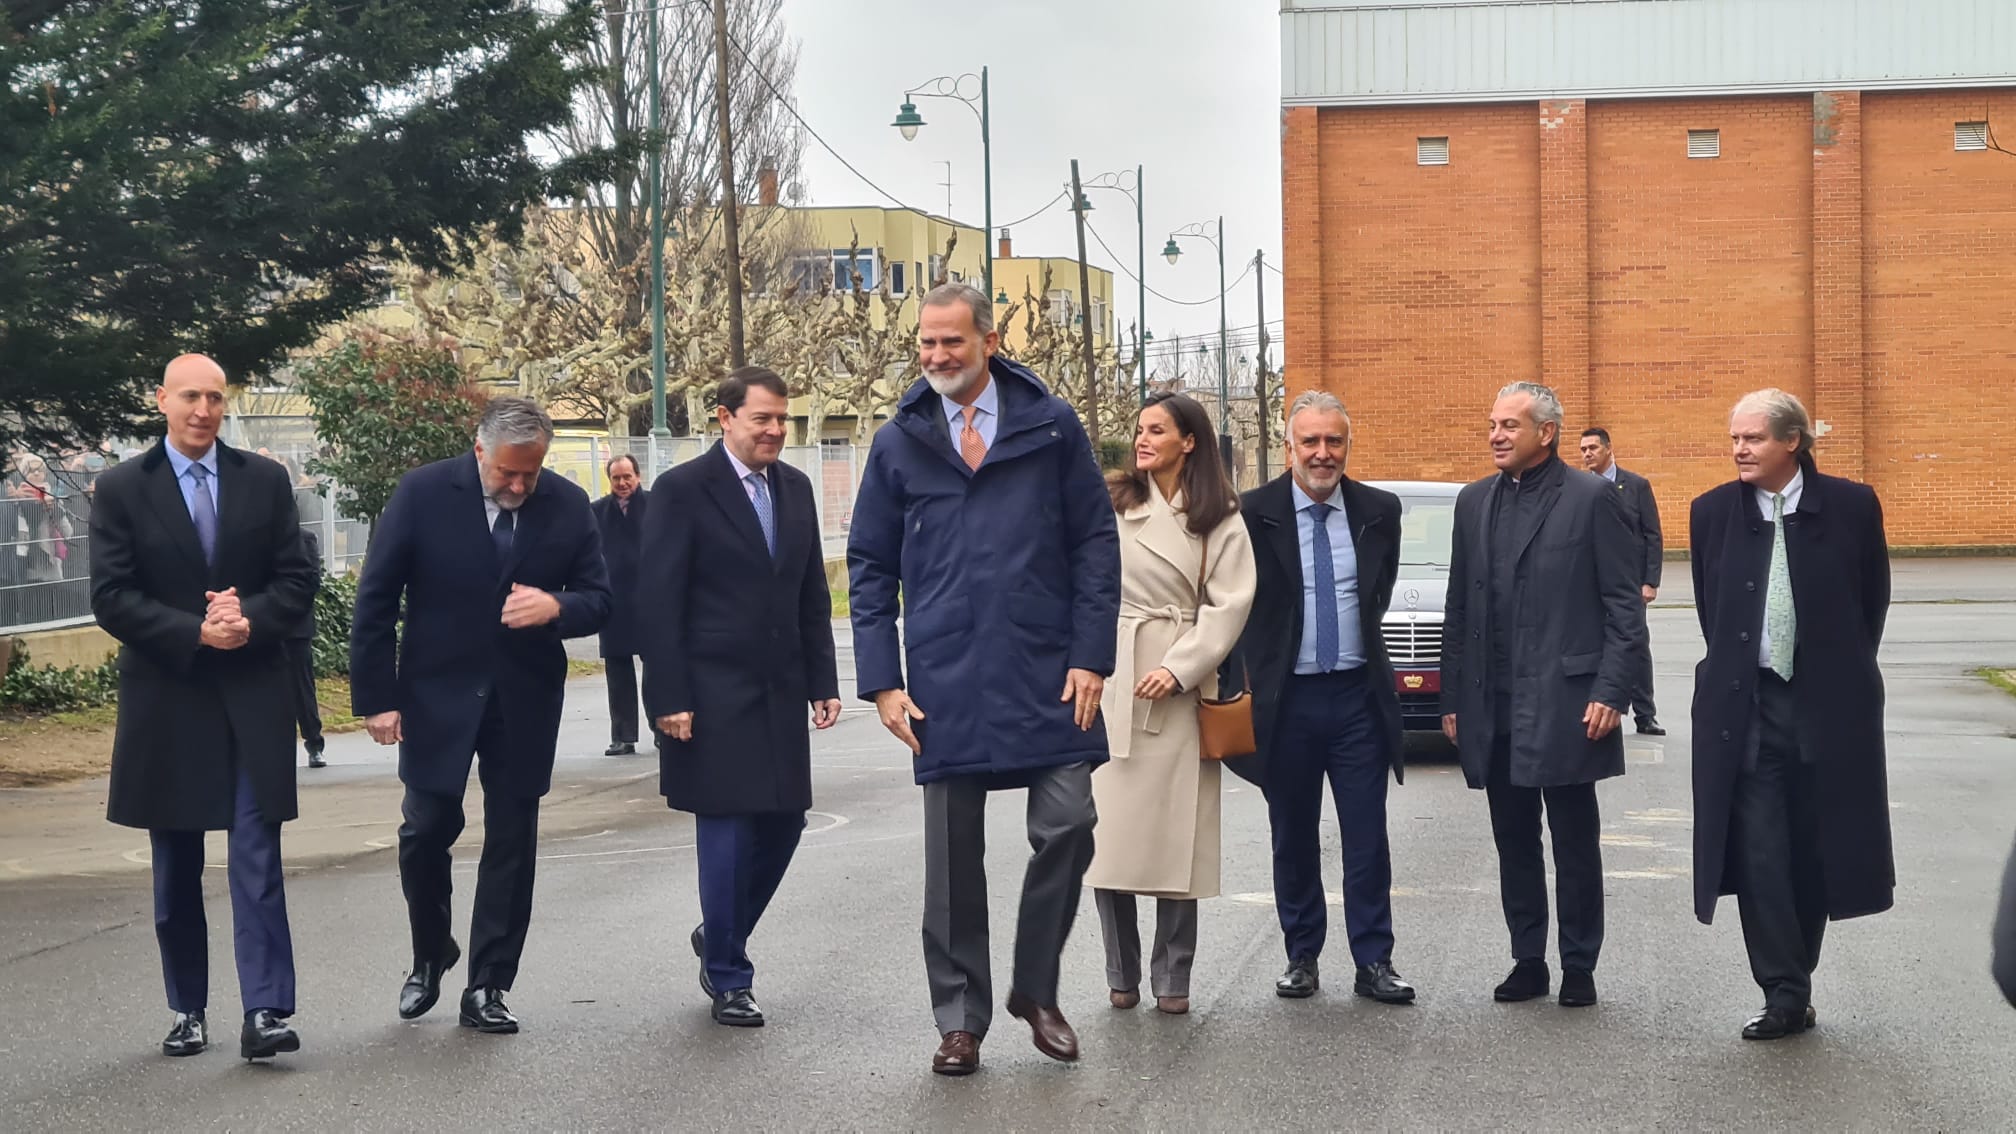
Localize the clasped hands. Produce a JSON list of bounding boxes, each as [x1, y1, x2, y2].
[[872, 668, 1105, 757], [656, 699, 844, 743], [199, 587, 251, 650]]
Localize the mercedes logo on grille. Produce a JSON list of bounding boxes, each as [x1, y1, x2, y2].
[[1404, 588, 1420, 611]]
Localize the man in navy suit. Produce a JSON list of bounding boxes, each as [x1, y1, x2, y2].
[[351, 396, 611, 1034], [91, 354, 320, 1060], [639, 368, 842, 1028]]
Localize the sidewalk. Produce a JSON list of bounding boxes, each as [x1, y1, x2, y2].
[[0, 678, 678, 883]]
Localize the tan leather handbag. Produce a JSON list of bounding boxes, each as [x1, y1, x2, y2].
[[1193, 534, 1255, 761]]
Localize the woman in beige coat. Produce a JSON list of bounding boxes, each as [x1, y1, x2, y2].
[[1088, 393, 1256, 1015]]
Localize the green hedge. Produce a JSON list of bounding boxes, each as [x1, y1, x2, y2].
[[1, 644, 117, 713], [311, 570, 360, 678]]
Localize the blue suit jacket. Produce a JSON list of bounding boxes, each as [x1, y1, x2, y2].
[[350, 452, 611, 797]]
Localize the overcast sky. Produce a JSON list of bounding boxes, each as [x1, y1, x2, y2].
[[777, 0, 1284, 361]]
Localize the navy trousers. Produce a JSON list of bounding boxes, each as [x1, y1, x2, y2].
[[695, 811, 806, 993], [150, 767, 295, 1017], [1266, 668, 1396, 968]]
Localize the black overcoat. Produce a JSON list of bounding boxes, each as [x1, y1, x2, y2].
[[639, 444, 839, 815], [92, 441, 319, 830], [591, 488, 649, 658], [1440, 458, 1646, 788], [349, 453, 611, 799], [1225, 475, 1404, 789], [1688, 466, 1893, 924]]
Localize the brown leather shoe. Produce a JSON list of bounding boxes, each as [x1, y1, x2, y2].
[[1005, 991, 1080, 1063], [1155, 995, 1190, 1015], [932, 1031, 980, 1076], [1109, 988, 1140, 1009]]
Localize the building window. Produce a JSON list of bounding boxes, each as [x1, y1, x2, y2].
[[1047, 289, 1073, 325], [915, 261, 924, 291], [1090, 296, 1107, 337], [927, 254, 945, 285], [832, 248, 877, 292], [1687, 129, 1721, 159], [1416, 137, 1449, 166], [889, 260, 907, 295], [1956, 121, 1989, 151]]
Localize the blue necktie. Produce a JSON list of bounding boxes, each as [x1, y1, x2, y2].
[[1307, 502, 1338, 671], [748, 473, 776, 557], [186, 462, 217, 566], [492, 506, 515, 567]]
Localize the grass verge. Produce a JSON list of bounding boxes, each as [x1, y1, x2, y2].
[[0, 659, 608, 788], [1975, 667, 2016, 698]]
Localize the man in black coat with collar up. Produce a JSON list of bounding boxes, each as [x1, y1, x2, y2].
[[1228, 390, 1415, 1007], [591, 452, 650, 755], [1578, 426, 1666, 735], [351, 396, 611, 1035], [1441, 381, 1645, 1010], [638, 367, 842, 1028], [91, 354, 320, 1061], [1690, 387, 1892, 1041]]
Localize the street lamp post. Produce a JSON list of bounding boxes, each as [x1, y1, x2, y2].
[[893, 67, 992, 298], [1081, 166, 1147, 404], [1164, 216, 1229, 438]]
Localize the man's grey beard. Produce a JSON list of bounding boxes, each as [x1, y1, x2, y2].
[[925, 364, 982, 400]]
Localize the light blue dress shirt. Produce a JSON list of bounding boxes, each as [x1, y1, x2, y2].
[[940, 377, 1000, 453], [1291, 480, 1365, 673], [162, 439, 220, 522], [1599, 462, 1618, 484]]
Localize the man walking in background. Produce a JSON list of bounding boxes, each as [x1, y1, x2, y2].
[[1579, 427, 1665, 735], [592, 453, 650, 756]]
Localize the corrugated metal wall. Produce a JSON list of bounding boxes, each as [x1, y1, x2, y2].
[[1282, 0, 2016, 104]]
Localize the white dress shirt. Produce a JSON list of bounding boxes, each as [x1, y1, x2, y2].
[[724, 446, 771, 502], [1755, 468, 1804, 668]]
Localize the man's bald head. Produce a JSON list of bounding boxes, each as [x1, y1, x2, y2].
[[157, 353, 228, 459]]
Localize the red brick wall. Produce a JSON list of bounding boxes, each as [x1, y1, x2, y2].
[[1296, 103, 1542, 484], [1285, 87, 2016, 548], [1862, 90, 2016, 546]]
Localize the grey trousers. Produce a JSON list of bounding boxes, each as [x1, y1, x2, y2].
[[922, 762, 1097, 1039], [1094, 890, 1199, 998]]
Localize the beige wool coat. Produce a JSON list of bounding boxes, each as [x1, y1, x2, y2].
[[1086, 484, 1257, 899]]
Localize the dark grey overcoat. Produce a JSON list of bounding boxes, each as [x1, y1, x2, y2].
[[1440, 457, 1646, 788]]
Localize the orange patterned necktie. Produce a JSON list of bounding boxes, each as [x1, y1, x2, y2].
[[960, 404, 986, 470]]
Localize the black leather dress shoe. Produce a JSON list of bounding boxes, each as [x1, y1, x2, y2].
[[398, 938, 461, 1020], [1494, 959, 1551, 1002], [1276, 957, 1320, 999], [240, 1010, 300, 1060], [161, 1012, 206, 1057], [459, 987, 519, 1034], [604, 742, 636, 756], [1559, 967, 1598, 1007], [1742, 1003, 1817, 1040], [1354, 961, 1417, 1004], [691, 924, 716, 1000], [306, 743, 327, 768], [712, 988, 765, 1027], [1635, 719, 1667, 736]]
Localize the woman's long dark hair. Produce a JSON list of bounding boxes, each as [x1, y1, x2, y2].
[[1106, 392, 1238, 536]]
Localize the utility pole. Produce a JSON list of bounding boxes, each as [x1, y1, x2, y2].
[[711, 0, 746, 368], [1254, 249, 1271, 483], [1070, 159, 1100, 448], [647, 8, 668, 438]]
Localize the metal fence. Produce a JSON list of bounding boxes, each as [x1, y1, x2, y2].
[[2, 430, 370, 636]]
